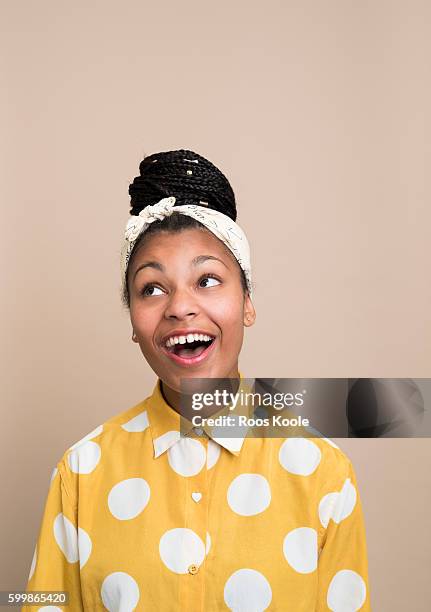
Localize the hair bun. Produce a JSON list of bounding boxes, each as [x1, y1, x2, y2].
[[128, 149, 237, 220]]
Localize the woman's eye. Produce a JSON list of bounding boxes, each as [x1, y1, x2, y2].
[[141, 285, 164, 297], [199, 275, 221, 288]]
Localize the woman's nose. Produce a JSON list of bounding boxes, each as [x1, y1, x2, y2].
[[163, 287, 200, 320]]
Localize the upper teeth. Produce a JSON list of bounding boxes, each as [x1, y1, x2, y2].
[[165, 333, 214, 348]]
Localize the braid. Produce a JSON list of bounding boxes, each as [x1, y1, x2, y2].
[[128, 149, 237, 220]]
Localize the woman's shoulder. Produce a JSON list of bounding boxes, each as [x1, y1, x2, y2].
[[52, 397, 153, 491], [312, 436, 354, 469], [276, 435, 356, 484], [307, 436, 360, 492], [65, 397, 151, 451]]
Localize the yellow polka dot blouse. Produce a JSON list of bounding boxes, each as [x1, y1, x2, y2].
[[24, 375, 371, 611]]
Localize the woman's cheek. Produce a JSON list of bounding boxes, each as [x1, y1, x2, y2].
[[134, 306, 158, 337]]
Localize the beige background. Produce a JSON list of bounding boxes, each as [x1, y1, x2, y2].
[[1, 1, 431, 610]]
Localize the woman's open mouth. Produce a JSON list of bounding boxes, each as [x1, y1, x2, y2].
[[161, 333, 217, 366]]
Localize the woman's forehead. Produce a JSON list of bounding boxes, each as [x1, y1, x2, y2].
[[131, 228, 235, 268]]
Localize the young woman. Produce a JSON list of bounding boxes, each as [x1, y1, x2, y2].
[[24, 149, 371, 611]]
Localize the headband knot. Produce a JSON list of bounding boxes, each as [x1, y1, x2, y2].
[[125, 196, 177, 242], [121, 196, 253, 298]]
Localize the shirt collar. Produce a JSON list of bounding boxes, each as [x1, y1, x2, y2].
[[145, 372, 250, 459]]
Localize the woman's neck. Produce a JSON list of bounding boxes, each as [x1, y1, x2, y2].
[[160, 368, 241, 418]]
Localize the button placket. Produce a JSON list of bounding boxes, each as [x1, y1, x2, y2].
[[179, 435, 209, 611]]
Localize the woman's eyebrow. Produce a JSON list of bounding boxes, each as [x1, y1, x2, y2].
[[192, 255, 228, 269], [133, 255, 228, 281], [133, 261, 164, 281]]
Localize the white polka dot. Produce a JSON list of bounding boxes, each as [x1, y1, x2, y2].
[[38, 607, 62, 611], [319, 478, 357, 528], [327, 569, 367, 611], [50, 467, 58, 485], [121, 410, 149, 432], [68, 441, 101, 474], [334, 479, 357, 521], [206, 532, 211, 555], [167, 437, 206, 477], [207, 439, 221, 469], [28, 545, 37, 580], [159, 528, 205, 574], [227, 473, 271, 516], [278, 438, 321, 476], [68, 425, 103, 450], [224, 568, 272, 611], [319, 492, 339, 529], [53, 513, 78, 563], [78, 527, 92, 569], [101, 571, 140, 611], [108, 478, 151, 520], [283, 527, 317, 574]]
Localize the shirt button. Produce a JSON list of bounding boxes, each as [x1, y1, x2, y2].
[[188, 564, 199, 575]]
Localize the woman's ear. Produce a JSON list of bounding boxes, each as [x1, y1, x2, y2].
[[243, 294, 256, 327]]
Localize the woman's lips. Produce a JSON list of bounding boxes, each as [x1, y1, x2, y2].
[[160, 337, 217, 367]]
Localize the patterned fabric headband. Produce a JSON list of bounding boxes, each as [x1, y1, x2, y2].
[[120, 196, 253, 298]]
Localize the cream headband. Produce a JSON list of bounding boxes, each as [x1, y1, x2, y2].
[[120, 196, 253, 298]]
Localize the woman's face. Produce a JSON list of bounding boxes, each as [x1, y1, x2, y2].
[[128, 228, 256, 392]]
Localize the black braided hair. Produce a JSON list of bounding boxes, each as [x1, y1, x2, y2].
[[122, 149, 247, 309]]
